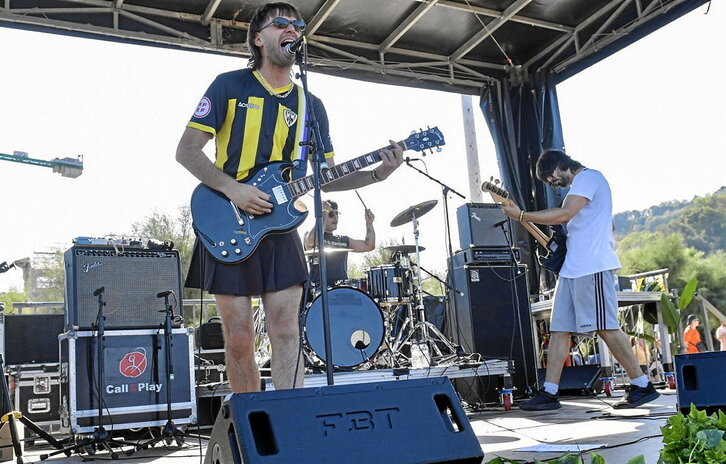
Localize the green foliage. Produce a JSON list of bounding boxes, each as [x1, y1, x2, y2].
[[0, 289, 27, 313], [678, 277, 698, 309], [658, 405, 726, 464], [484, 452, 644, 463], [131, 206, 197, 300]]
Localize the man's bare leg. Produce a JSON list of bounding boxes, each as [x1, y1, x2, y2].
[[597, 329, 646, 380], [215, 294, 260, 393], [544, 331, 573, 384], [262, 284, 305, 390]]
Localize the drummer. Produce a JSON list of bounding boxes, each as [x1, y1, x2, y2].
[[303, 200, 375, 285]]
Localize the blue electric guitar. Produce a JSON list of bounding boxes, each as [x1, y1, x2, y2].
[[191, 127, 445, 263]]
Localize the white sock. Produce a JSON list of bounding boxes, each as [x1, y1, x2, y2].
[[631, 375, 649, 388], [543, 382, 559, 395]]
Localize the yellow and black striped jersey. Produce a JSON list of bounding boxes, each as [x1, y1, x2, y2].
[[188, 69, 334, 181]]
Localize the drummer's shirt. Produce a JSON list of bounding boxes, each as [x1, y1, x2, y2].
[[308, 232, 350, 284]]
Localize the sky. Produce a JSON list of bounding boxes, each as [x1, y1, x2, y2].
[[1, 2, 724, 293]]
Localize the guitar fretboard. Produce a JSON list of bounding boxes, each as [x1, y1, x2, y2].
[[285, 147, 390, 198]]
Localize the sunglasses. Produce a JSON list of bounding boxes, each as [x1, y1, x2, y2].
[[259, 17, 306, 33], [323, 209, 340, 218]]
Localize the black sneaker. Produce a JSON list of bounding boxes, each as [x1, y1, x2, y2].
[[519, 388, 562, 411], [612, 382, 660, 409]]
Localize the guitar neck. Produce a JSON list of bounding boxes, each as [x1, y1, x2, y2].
[[482, 182, 552, 250], [287, 142, 399, 198]]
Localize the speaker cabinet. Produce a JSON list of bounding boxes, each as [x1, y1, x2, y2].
[[64, 246, 183, 329], [449, 264, 538, 403], [205, 378, 484, 464], [456, 203, 511, 249], [537, 365, 602, 396], [675, 352, 726, 415], [2, 314, 64, 365]]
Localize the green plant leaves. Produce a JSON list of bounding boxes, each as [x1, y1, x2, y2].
[[697, 429, 725, 449], [678, 277, 698, 309], [660, 293, 680, 333], [659, 404, 726, 464]]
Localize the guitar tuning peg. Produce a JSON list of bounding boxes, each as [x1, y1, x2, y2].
[[410, 130, 416, 135], [436, 146, 442, 152], [489, 176, 494, 181], [494, 179, 500, 185]]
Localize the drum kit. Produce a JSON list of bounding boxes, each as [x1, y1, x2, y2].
[[300, 199, 460, 371]]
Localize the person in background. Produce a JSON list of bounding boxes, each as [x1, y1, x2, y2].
[[683, 314, 704, 353], [715, 321, 726, 351], [304, 199, 376, 285]]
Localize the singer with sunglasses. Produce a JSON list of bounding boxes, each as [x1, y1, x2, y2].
[[303, 200, 376, 286], [176, 2, 403, 394]]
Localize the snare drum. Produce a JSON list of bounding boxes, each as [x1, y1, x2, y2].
[[303, 286, 384, 368], [366, 264, 412, 304]]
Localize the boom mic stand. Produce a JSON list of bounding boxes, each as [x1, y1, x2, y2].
[[402, 159, 467, 363], [127, 291, 184, 453], [294, 41, 334, 386]]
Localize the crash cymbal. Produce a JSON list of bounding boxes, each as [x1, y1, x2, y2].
[[304, 248, 354, 256], [383, 245, 426, 255], [390, 200, 438, 227]]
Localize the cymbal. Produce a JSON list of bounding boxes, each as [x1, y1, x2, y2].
[[390, 200, 438, 227], [384, 245, 426, 255], [304, 248, 353, 256]]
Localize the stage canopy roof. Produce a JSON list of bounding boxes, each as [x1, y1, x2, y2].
[[0, 0, 708, 94]]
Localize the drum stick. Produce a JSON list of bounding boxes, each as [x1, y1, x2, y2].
[[354, 190, 368, 210]]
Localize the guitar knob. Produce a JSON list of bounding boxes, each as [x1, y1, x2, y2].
[[221, 250, 229, 257], [230, 239, 238, 245], [218, 241, 225, 246], [235, 249, 241, 255], [244, 238, 252, 245]]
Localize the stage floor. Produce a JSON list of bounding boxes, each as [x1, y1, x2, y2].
[[17, 385, 676, 463]]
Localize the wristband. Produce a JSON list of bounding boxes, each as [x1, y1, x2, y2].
[[518, 210, 525, 222], [370, 169, 381, 182]]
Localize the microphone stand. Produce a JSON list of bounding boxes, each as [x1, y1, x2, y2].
[[496, 221, 533, 396], [403, 159, 466, 360], [128, 291, 184, 454], [294, 44, 334, 386]]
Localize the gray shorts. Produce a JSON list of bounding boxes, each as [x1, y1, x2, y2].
[[551, 270, 619, 334]]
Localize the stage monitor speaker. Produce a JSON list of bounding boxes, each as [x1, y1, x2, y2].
[[205, 378, 484, 464], [675, 352, 726, 415], [64, 246, 183, 329], [456, 203, 511, 250], [537, 365, 602, 396], [2, 313, 64, 365], [449, 264, 538, 403]]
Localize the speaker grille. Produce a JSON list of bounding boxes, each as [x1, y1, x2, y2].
[[64, 247, 182, 329]]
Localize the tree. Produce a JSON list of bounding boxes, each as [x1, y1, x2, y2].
[[131, 206, 196, 298]]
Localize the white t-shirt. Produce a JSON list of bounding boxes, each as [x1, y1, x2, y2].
[[716, 325, 726, 350], [559, 169, 621, 278]]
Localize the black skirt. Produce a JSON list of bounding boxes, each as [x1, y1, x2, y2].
[[185, 231, 307, 296]]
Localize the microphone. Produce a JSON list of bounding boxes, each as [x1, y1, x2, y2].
[[493, 219, 507, 228], [156, 290, 173, 298], [283, 36, 305, 56], [93, 286, 105, 297]]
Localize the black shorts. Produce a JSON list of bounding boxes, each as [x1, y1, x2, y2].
[[185, 231, 307, 296]]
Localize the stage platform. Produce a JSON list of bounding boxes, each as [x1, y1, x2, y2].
[[15, 383, 676, 463]]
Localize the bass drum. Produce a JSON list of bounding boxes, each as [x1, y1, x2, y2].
[[303, 287, 384, 368]]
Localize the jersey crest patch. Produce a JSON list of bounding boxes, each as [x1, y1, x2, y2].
[[283, 109, 298, 127], [194, 97, 211, 118]]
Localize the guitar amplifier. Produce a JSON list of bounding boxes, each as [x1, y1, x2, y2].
[[456, 203, 512, 249], [453, 247, 520, 265], [64, 246, 183, 330]]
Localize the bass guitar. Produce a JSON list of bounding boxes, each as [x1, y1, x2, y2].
[[191, 127, 445, 263], [481, 180, 566, 274]]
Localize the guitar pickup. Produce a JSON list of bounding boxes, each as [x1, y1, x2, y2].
[[272, 185, 288, 205]]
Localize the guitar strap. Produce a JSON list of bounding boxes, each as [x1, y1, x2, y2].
[[291, 86, 309, 180]]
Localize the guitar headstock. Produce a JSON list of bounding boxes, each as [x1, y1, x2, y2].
[[401, 127, 445, 154], [481, 178, 510, 204]]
